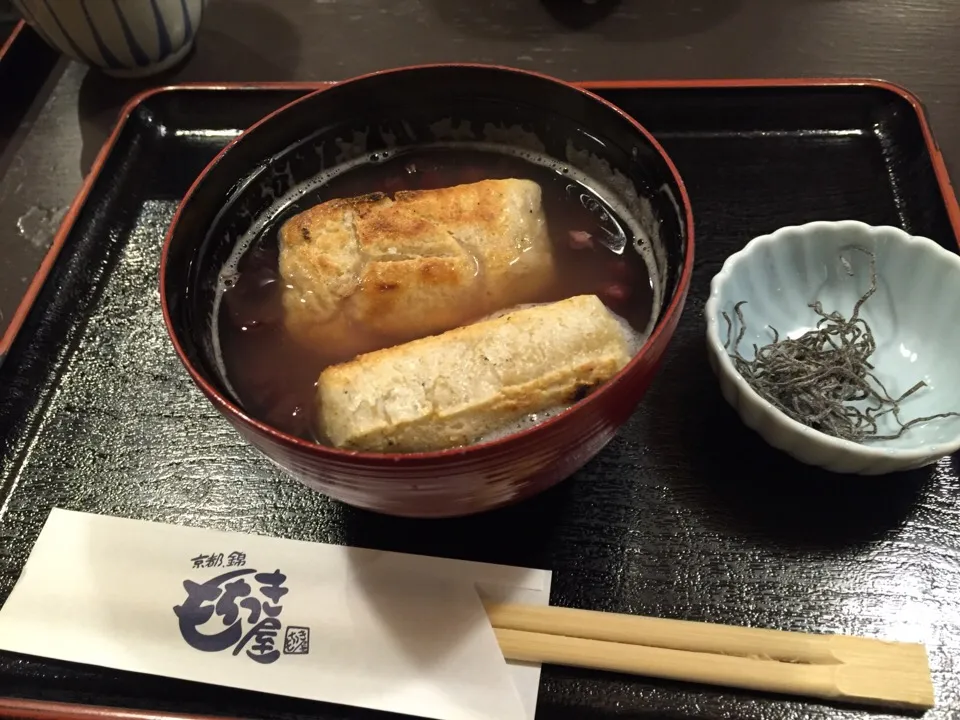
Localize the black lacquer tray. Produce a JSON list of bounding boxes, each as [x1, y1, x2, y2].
[[1, 79, 959, 720]]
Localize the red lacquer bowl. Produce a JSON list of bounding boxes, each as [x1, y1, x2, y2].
[[160, 64, 694, 518]]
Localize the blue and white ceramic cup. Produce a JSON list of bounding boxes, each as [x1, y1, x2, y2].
[[12, 0, 205, 77]]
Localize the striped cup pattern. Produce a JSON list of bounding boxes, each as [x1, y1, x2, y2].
[[12, 0, 205, 77]]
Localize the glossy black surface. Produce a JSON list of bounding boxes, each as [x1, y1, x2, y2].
[[1, 85, 959, 720]]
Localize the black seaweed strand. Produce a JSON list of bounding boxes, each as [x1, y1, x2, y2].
[[722, 246, 959, 444]]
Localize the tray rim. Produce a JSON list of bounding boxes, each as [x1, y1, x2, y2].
[[0, 70, 958, 720], [2, 75, 958, 359], [0, 19, 25, 61]]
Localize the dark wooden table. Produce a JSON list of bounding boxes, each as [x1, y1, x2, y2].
[[1, 0, 959, 338], [0, 2, 959, 718]]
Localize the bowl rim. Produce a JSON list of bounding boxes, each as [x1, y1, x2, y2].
[[705, 219, 960, 461], [159, 62, 696, 463]]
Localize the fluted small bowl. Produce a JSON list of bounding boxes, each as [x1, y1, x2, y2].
[[705, 220, 960, 475]]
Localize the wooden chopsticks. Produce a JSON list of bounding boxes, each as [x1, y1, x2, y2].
[[485, 602, 935, 711]]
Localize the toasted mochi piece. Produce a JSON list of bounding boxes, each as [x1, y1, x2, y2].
[[277, 179, 555, 357], [316, 294, 632, 453]]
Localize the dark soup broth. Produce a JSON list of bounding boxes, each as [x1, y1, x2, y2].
[[214, 145, 657, 443]]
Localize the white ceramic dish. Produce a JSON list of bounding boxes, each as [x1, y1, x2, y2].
[[705, 220, 960, 475]]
